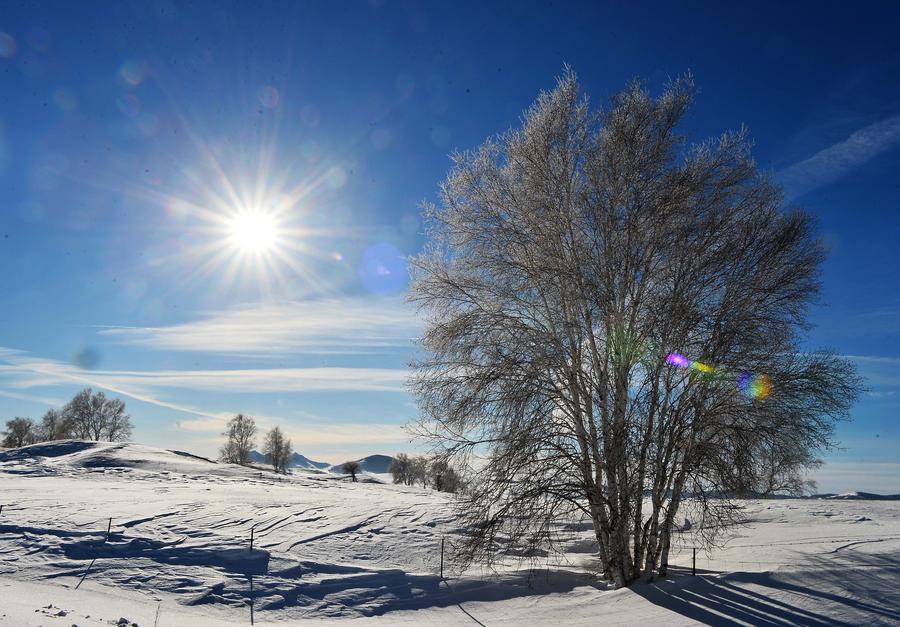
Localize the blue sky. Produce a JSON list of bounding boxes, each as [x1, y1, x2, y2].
[[0, 1, 898, 491]]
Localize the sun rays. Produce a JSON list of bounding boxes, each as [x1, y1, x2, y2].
[[151, 134, 351, 298]]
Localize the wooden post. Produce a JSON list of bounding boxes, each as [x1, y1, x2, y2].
[[250, 525, 254, 552], [692, 547, 696, 576], [440, 537, 444, 579], [106, 517, 112, 543]]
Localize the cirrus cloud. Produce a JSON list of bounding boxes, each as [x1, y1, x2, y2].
[[96, 296, 421, 356]]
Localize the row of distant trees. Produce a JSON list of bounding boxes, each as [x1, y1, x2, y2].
[[218, 413, 462, 492], [220, 413, 293, 473], [1, 388, 133, 448], [389, 453, 461, 493]]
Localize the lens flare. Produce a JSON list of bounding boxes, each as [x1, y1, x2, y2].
[[747, 374, 771, 400], [666, 351, 771, 400], [690, 361, 714, 374], [666, 353, 690, 368]]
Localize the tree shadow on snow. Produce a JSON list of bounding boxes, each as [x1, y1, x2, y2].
[[254, 565, 603, 617], [61, 536, 270, 576], [633, 548, 900, 626]]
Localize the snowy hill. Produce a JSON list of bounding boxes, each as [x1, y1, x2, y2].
[[329, 453, 395, 474], [248, 449, 330, 470], [819, 491, 900, 500], [1, 440, 898, 624], [0, 440, 231, 475]]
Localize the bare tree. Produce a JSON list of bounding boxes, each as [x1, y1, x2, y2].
[[409, 455, 428, 488], [62, 389, 133, 442], [263, 426, 292, 473], [220, 414, 257, 465], [102, 397, 133, 441], [389, 453, 411, 485], [63, 388, 95, 440], [342, 460, 361, 482], [36, 409, 73, 442], [2, 417, 36, 448], [410, 70, 861, 587], [429, 457, 461, 493]]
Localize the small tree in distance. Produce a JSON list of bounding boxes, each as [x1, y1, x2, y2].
[[409, 456, 428, 488], [389, 453, 411, 485], [342, 460, 361, 482], [220, 414, 257, 465], [37, 409, 73, 441], [2, 417, 36, 448], [263, 426, 293, 474], [62, 388, 133, 442], [429, 457, 461, 493]]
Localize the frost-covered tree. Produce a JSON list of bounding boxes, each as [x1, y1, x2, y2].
[[62, 389, 132, 442], [101, 397, 133, 442], [410, 70, 861, 587], [389, 453, 411, 485], [409, 455, 428, 488], [36, 409, 73, 442], [263, 426, 292, 473], [342, 460, 361, 482], [2, 417, 36, 448], [220, 414, 257, 465], [428, 457, 461, 493]]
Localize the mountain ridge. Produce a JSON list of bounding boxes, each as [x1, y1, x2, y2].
[[249, 449, 330, 470]]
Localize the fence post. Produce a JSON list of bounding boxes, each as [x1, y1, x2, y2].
[[105, 517, 112, 543], [692, 547, 696, 576], [440, 537, 444, 579], [250, 525, 255, 552]]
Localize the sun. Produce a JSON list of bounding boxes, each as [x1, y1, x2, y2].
[[229, 210, 277, 253]]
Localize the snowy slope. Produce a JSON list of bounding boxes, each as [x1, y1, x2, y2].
[[1, 441, 899, 625]]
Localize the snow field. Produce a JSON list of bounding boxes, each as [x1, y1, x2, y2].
[[1, 441, 898, 625]]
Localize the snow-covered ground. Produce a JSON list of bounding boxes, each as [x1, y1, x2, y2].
[[1, 441, 898, 625]]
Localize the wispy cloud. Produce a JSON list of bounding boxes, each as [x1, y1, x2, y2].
[[3, 358, 409, 395], [97, 297, 421, 356], [845, 354, 900, 389], [0, 348, 416, 453], [176, 415, 410, 447], [0, 352, 225, 420], [780, 113, 900, 200], [0, 349, 410, 423], [0, 389, 66, 407]]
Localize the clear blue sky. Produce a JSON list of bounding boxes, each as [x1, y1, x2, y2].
[[1, 1, 898, 491]]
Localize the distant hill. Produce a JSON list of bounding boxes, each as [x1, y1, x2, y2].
[[817, 492, 900, 501], [249, 450, 329, 470], [329, 454, 395, 474], [290, 452, 330, 470]]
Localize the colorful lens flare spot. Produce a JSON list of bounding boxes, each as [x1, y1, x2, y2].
[[747, 374, 771, 400], [118, 59, 148, 86], [666, 353, 771, 400], [666, 353, 690, 368], [690, 361, 714, 374]]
